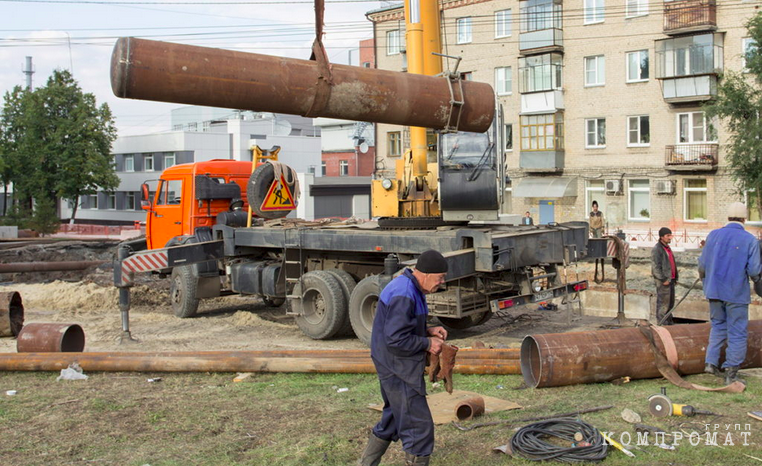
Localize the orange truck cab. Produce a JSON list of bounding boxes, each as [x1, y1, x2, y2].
[[141, 160, 252, 250]]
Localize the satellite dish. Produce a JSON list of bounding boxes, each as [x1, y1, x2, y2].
[[359, 142, 369, 154], [272, 118, 292, 136]]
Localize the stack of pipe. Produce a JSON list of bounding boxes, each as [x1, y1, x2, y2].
[[0, 348, 521, 374]]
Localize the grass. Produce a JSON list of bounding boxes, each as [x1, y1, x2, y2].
[[0, 370, 761, 465]]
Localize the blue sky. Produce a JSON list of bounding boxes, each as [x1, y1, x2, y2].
[[0, 0, 383, 136]]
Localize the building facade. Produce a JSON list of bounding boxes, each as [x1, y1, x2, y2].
[[369, 0, 761, 239], [314, 118, 376, 177]]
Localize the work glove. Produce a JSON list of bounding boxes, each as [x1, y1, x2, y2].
[[427, 353, 440, 383], [437, 343, 459, 394]]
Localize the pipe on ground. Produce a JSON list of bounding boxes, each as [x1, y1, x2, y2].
[[16, 323, 86, 353], [0, 351, 520, 374], [0, 291, 23, 337], [0, 261, 105, 273], [521, 321, 762, 388]]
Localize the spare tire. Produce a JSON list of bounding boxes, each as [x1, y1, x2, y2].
[[247, 163, 298, 219]]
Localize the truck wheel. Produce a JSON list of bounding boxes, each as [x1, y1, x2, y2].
[[349, 276, 381, 347], [294, 271, 347, 340], [438, 312, 492, 330], [325, 269, 357, 337], [170, 266, 200, 318]]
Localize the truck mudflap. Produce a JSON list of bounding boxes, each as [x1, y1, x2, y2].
[[115, 240, 224, 287], [489, 280, 588, 313]]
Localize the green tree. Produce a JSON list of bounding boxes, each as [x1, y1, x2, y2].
[[704, 13, 762, 217], [0, 86, 34, 215]]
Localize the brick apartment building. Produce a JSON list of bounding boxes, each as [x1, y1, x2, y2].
[[368, 0, 761, 239]]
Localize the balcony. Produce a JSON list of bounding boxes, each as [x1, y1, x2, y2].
[[665, 144, 718, 171], [662, 75, 717, 103], [520, 29, 563, 53], [519, 0, 563, 53], [663, 0, 716, 35], [520, 151, 564, 172], [655, 33, 723, 103]]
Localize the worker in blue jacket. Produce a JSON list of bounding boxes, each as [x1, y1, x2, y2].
[[359, 249, 448, 466], [699, 202, 762, 385]]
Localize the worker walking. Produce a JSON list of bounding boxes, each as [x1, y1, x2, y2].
[[699, 202, 761, 385], [359, 250, 449, 466], [589, 201, 604, 238], [651, 227, 678, 325], [522, 211, 534, 225]]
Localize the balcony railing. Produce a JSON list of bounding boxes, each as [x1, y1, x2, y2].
[[665, 144, 718, 170], [663, 0, 716, 34]]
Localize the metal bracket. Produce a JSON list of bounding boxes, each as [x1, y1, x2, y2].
[[433, 52, 465, 133]]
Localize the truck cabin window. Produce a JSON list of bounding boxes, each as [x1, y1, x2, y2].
[[156, 179, 183, 205], [441, 132, 493, 169]]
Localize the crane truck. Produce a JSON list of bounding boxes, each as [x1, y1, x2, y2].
[[110, 3, 600, 346]]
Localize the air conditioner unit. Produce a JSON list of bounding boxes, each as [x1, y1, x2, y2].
[[655, 180, 675, 195], [605, 179, 621, 194]]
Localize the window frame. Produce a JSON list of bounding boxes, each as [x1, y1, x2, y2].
[[164, 153, 176, 168], [626, 50, 649, 83], [89, 194, 99, 210], [321, 161, 327, 176], [144, 154, 154, 172], [386, 29, 401, 56], [584, 0, 604, 25], [683, 179, 708, 222], [625, 0, 648, 18], [124, 154, 135, 172], [126, 192, 136, 210], [627, 179, 651, 221], [387, 131, 402, 157], [107, 193, 116, 210], [585, 118, 606, 149], [456, 17, 472, 44], [339, 160, 349, 176], [676, 112, 717, 144], [627, 115, 650, 147], [504, 123, 513, 152], [585, 180, 605, 220], [745, 190, 762, 225], [520, 113, 564, 152], [495, 66, 512, 96], [584, 55, 605, 87], [495, 9, 512, 39], [743, 37, 757, 71]]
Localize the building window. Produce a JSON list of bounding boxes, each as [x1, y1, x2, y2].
[[321, 162, 326, 176], [339, 160, 349, 176], [87, 194, 98, 210], [460, 72, 473, 81], [519, 53, 563, 93], [627, 115, 650, 146], [677, 112, 716, 144], [495, 67, 512, 96], [628, 180, 650, 220], [144, 154, 154, 172], [521, 0, 562, 33], [124, 155, 134, 172], [308, 165, 316, 175], [520, 113, 564, 151], [584, 0, 604, 24], [495, 9, 512, 38], [746, 191, 761, 223], [188, 122, 197, 131], [586, 181, 605, 217], [584, 55, 605, 86], [386, 29, 401, 55], [585, 118, 606, 148], [164, 153, 175, 168], [684, 179, 707, 221], [504, 124, 513, 151], [126, 192, 136, 210], [743, 38, 758, 71], [456, 17, 472, 44], [626, 0, 647, 18], [655, 33, 723, 78], [626, 50, 649, 82], [107, 193, 116, 210], [388, 131, 402, 157]]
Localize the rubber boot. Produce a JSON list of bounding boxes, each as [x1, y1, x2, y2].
[[404, 452, 430, 466], [438, 343, 459, 394], [704, 363, 722, 378], [358, 433, 391, 466], [428, 353, 440, 383], [724, 366, 746, 386]]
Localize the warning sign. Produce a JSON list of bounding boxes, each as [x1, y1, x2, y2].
[[260, 175, 296, 211]]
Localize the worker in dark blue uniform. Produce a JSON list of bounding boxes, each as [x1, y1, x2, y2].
[[358, 249, 449, 466]]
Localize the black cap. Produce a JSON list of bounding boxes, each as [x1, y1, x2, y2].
[[658, 227, 672, 238], [416, 250, 448, 274]]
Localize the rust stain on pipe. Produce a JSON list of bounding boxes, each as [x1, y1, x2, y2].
[[16, 323, 86, 353], [0, 291, 23, 337], [111, 38, 495, 133], [0, 261, 105, 273], [521, 321, 762, 388], [0, 351, 520, 374]]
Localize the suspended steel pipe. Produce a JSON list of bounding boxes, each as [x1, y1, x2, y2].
[[110, 38, 495, 134], [0, 261, 106, 273], [521, 321, 762, 388], [0, 350, 521, 375]]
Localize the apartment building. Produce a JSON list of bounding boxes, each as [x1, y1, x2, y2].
[[369, 0, 760, 237]]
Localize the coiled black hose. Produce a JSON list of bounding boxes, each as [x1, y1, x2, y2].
[[510, 417, 608, 463]]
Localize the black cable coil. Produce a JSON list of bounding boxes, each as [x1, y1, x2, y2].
[[510, 417, 609, 463]]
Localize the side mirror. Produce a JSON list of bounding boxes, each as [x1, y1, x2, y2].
[[140, 183, 151, 210]]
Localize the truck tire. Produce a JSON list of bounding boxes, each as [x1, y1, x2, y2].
[[438, 311, 492, 331], [170, 266, 200, 318], [247, 162, 296, 220], [294, 271, 347, 340], [325, 269, 357, 337], [349, 276, 382, 347]]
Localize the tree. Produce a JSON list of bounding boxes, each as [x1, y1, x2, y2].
[[0, 70, 119, 223], [704, 13, 762, 217], [0, 86, 33, 216]]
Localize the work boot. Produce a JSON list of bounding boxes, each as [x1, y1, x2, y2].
[[404, 452, 430, 466], [438, 343, 459, 394], [704, 363, 722, 378], [358, 433, 390, 466], [428, 353, 440, 383], [724, 366, 746, 386]]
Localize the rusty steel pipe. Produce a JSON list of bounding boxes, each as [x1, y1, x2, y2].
[[0, 351, 520, 374], [455, 396, 486, 421], [222, 348, 519, 360], [16, 323, 86, 353], [0, 261, 105, 273], [521, 321, 762, 388], [111, 38, 495, 133], [0, 291, 23, 337]]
